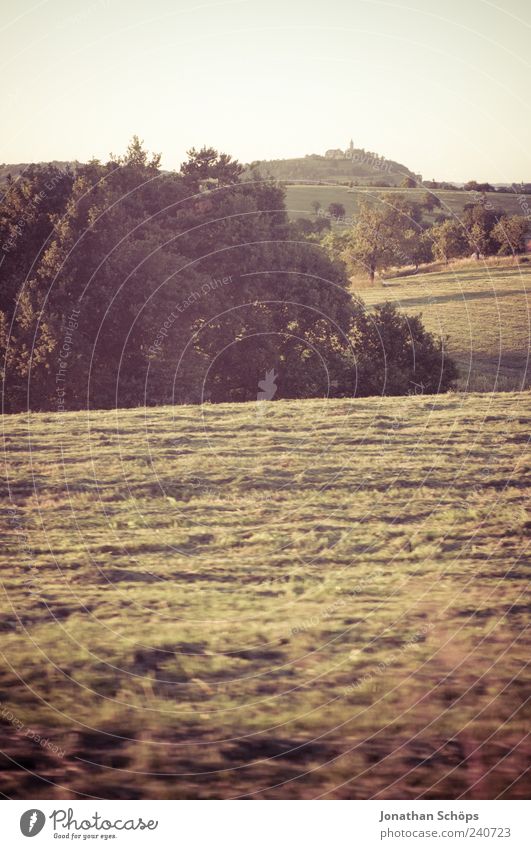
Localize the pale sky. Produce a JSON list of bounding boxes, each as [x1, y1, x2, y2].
[[1, 0, 530, 181]]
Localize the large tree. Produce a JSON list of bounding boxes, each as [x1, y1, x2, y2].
[[491, 215, 528, 256], [339, 195, 424, 282], [462, 200, 502, 259], [1, 142, 458, 411], [0, 164, 74, 317], [429, 219, 468, 263]]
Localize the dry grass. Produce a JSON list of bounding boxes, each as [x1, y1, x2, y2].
[[360, 263, 531, 391], [1, 391, 529, 798], [285, 184, 531, 223]]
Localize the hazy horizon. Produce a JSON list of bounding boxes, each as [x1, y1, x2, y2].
[[2, 0, 530, 182]]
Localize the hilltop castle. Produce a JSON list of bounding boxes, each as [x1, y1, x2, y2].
[[325, 139, 355, 159]]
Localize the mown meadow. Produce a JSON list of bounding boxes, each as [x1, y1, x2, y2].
[[361, 263, 531, 392], [1, 388, 529, 798]]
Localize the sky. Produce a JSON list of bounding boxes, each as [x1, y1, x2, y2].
[[1, 0, 530, 182]]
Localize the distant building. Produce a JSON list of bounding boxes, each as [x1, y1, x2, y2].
[[325, 140, 356, 160]]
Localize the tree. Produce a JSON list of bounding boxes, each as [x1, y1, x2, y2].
[[462, 201, 502, 258], [341, 195, 424, 282], [422, 191, 441, 212], [311, 200, 321, 216], [111, 134, 161, 170], [491, 215, 528, 255], [328, 202, 346, 219], [401, 228, 433, 271], [401, 176, 416, 189], [429, 219, 467, 263], [341, 302, 458, 396], [1, 141, 458, 411], [464, 180, 494, 193], [180, 146, 244, 186], [0, 164, 74, 317]]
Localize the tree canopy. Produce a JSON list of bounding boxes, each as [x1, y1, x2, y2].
[[1, 140, 458, 412]]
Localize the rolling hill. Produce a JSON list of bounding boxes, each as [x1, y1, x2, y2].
[[249, 148, 418, 186], [285, 184, 531, 223]]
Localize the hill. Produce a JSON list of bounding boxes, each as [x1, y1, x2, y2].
[[250, 149, 418, 186], [1, 149, 415, 189], [285, 184, 531, 223], [361, 262, 531, 392], [1, 391, 529, 798]]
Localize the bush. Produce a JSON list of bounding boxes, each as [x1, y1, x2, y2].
[[347, 303, 458, 397]]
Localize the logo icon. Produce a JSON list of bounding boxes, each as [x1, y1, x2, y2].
[[257, 368, 277, 402], [256, 368, 277, 417], [20, 810, 46, 837]]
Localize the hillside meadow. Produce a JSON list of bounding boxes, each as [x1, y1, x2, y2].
[[285, 184, 531, 224], [360, 263, 531, 392], [1, 390, 529, 799]]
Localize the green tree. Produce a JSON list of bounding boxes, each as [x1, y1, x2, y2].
[[462, 200, 502, 259], [342, 195, 424, 282], [422, 191, 441, 212], [180, 146, 244, 187], [491, 215, 528, 255], [1, 141, 458, 410], [464, 180, 494, 193], [429, 219, 468, 263], [0, 164, 73, 317], [340, 302, 458, 396], [328, 202, 346, 219]]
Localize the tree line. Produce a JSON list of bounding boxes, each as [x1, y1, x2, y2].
[[0, 139, 457, 412], [304, 194, 529, 282]]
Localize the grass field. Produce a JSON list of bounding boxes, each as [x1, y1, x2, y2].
[[1, 391, 529, 799], [360, 263, 531, 392], [285, 184, 531, 224]]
